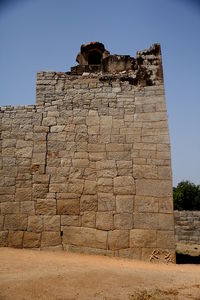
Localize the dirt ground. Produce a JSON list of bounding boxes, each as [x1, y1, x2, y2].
[[0, 248, 200, 300]]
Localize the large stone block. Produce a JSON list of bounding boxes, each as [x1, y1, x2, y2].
[[20, 201, 35, 215], [1, 202, 20, 214], [44, 215, 61, 231], [134, 196, 159, 213], [158, 213, 174, 230], [36, 199, 56, 215], [28, 216, 43, 232], [32, 184, 49, 198], [23, 232, 41, 248], [157, 230, 175, 249], [4, 215, 27, 231], [80, 195, 97, 211], [83, 180, 97, 195], [15, 188, 32, 201], [136, 179, 172, 197], [57, 199, 80, 215], [98, 193, 115, 211], [116, 195, 134, 213], [130, 229, 156, 248], [114, 176, 135, 195], [96, 212, 113, 230], [8, 231, 24, 248], [0, 231, 8, 246], [114, 213, 133, 229], [81, 212, 96, 228], [134, 213, 159, 230], [61, 215, 81, 226], [63, 226, 107, 249], [41, 232, 61, 247], [108, 230, 129, 250]]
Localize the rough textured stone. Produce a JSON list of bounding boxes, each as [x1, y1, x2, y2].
[[63, 226, 107, 249], [0, 42, 175, 262], [81, 212, 96, 228], [108, 230, 129, 250], [114, 213, 133, 229], [44, 215, 61, 231], [114, 176, 135, 195], [116, 196, 134, 213], [80, 195, 97, 211], [96, 212, 113, 230], [8, 231, 24, 248], [4, 215, 27, 231], [0, 231, 8, 246], [23, 232, 41, 248], [41, 232, 61, 247], [136, 179, 172, 197], [28, 216, 43, 232], [130, 229, 156, 248], [57, 199, 80, 215], [36, 199, 56, 215]]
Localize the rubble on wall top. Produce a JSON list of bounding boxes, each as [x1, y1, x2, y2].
[[69, 42, 163, 86]]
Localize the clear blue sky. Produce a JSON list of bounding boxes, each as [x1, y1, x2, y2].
[[0, 0, 200, 186]]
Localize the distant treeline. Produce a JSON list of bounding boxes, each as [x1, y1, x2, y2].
[[173, 181, 200, 210]]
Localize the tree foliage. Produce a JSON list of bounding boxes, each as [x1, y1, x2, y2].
[[173, 181, 200, 210]]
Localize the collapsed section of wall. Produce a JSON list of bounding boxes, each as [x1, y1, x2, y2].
[[0, 43, 175, 263]]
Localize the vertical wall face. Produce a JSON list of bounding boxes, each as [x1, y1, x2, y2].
[[0, 44, 175, 262]]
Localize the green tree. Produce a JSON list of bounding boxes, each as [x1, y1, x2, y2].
[[173, 181, 200, 210]]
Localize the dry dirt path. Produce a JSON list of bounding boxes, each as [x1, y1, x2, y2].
[[0, 248, 200, 300]]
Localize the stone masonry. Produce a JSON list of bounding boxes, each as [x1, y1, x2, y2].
[[174, 211, 200, 245], [0, 42, 175, 262]]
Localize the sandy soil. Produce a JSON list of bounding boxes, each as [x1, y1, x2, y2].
[[0, 248, 200, 300]]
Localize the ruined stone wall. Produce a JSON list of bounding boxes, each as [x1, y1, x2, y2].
[[174, 211, 200, 245], [0, 44, 175, 262]]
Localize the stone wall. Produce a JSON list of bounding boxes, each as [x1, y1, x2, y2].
[[0, 43, 175, 263], [174, 211, 200, 245]]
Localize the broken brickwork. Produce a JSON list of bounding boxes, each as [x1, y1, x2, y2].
[[0, 42, 175, 262]]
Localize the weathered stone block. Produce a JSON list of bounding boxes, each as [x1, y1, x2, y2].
[[134, 213, 159, 230], [130, 229, 156, 248], [157, 230, 175, 249], [33, 184, 49, 198], [23, 232, 41, 248], [80, 195, 97, 211], [0, 231, 8, 246], [158, 213, 174, 230], [28, 216, 43, 232], [108, 230, 129, 250], [41, 232, 61, 247], [36, 199, 56, 215], [63, 226, 107, 249], [8, 231, 24, 248], [134, 196, 159, 213], [83, 180, 97, 195], [136, 179, 172, 197], [98, 193, 115, 211], [0, 216, 4, 230], [61, 215, 81, 226], [114, 176, 135, 195], [57, 199, 80, 215], [96, 212, 113, 230], [44, 216, 60, 231], [15, 188, 32, 201], [4, 215, 27, 231], [81, 212, 96, 228], [20, 201, 35, 215], [114, 213, 133, 229], [159, 197, 174, 213], [1, 202, 20, 214], [116, 195, 134, 213]]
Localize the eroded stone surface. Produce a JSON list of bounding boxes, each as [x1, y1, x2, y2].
[[0, 42, 175, 262]]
